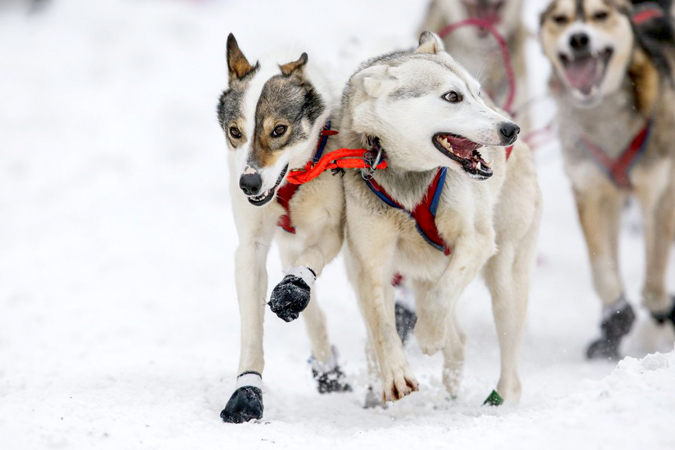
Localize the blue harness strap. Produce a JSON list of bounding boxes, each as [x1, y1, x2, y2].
[[313, 120, 331, 163], [364, 167, 451, 255]]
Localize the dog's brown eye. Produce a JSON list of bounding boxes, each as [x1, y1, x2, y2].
[[271, 125, 288, 137], [593, 11, 609, 21], [229, 126, 242, 139], [553, 15, 569, 25], [443, 91, 463, 103]]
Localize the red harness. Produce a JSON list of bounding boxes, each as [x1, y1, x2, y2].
[[579, 121, 652, 189], [275, 123, 336, 234], [365, 168, 452, 255]]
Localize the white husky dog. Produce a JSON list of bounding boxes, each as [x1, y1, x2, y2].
[[340, 32, 541, 403], [216, 34, 350, 423]]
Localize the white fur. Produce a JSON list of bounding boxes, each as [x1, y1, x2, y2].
[[341, 37, 542, 403], [223, 46, 346, 394]]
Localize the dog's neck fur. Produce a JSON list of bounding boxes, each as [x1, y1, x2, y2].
[[339, 126, 451, 210], [555, 47, 660, 159]]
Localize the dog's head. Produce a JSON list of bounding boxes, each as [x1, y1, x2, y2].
[[436, 0, 524, 43], [217, 34, 328, 206], [540, 0, 640, 107], [345, 32, 519, 180]]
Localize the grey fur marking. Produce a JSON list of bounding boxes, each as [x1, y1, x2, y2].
[[576, 0, 585, 21], [254, 74, 325, 151]]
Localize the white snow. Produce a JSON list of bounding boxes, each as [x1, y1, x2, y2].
[[1, 0, 674, 449]]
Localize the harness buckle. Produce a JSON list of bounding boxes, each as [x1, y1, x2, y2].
[[362, 136, 384, 180]]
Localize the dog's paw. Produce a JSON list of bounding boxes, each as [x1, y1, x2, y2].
[[381, 363, 419, 403], [220, 386, 263, 423], [651, 295, 675, 327], [414, 320, 446, 356], [586, 338, 620, 360], [313, 365, 352, 394], [395, 301, 417, 345], [268, 267, 316, 323], [363, 386, 383, 409], [587, 300, 636, 360]]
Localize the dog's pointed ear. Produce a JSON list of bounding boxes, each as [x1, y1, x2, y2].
[[227, 33, 256, 81], [280, 52, 308, 77], [416, 31, 445, 54], [351, 65, 398, 98]]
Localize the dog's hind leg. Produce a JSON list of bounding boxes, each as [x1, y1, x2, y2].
[[635, 171, 675, 321], [483, 211, 538, 403], [302, 291, 352, 394], [575, 186, 635, 359], [441, 309, 466, 399]]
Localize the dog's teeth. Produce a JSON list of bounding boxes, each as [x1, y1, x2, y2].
[[486, 159, 493, 165]]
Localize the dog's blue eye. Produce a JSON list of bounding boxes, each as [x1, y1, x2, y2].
[[229, 126, 242, 139], [271, 125, 288, 137], [443, 91, 463, 103]]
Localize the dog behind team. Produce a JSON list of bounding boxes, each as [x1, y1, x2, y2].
[[539, 0, 675, 359]]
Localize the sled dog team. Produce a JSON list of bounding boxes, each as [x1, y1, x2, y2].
[[217, 0, 675, 423]]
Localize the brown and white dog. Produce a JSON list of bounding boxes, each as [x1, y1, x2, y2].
[[340, 32, 541, 403], [419, 0, 531, 129], [216, 34, 350, 423], [540, 0, 675, 359]]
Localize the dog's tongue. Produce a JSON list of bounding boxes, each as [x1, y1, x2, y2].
[[564, 57, 598, 94]]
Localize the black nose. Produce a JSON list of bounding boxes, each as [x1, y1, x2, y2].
[[499, 122, 520, 145], [570, 33, 590, 51], [239, 172, 263, 196]]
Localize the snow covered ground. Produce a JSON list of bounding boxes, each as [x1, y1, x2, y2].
[[1, 0, 674, 448]]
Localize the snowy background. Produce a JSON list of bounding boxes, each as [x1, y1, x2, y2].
[[1, 0, 675, 448]]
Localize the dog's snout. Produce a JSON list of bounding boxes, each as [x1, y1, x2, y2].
[[499, 122, 520, 145], [239, 172, 263, 196], [569, 33, 590, 52]]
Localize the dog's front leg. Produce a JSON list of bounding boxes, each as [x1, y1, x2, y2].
[[269, 223, 343, 323], [634, 170, 675, 320], [345, 235, 419, 403], [574, 186, 636, 359], [415, 230, 496, 356], [221, 210, 275, 423]]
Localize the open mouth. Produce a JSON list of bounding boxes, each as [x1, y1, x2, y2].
[[463, 0, 504, 36], [246, 165, 289, 206], [433, 133, 493, 180], [559, 48, 613, 100]]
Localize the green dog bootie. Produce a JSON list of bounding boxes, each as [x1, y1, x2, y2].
[[483, 390, 504, 406]]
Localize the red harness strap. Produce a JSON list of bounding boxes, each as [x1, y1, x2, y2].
[[276, 182, 299, 233], [365, 168, 452, 256], [633, 5, 664, 25], [275, 123, 342, 234], [580, 121, 652, 189]]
